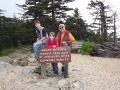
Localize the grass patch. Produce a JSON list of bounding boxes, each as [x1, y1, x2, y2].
[[0, 48, 18, 56]]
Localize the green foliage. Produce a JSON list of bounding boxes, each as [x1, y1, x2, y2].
[[0, 1, 99, 53], [21, 0, 75, 20], [72, 41, 95, 55], [0, 48, 17, 56], [65, 8, 97, 41], [71, 49, 80, 54], [30, 47, 34, 53], [0, 16, 36, 50], [80, 41, 94, 54]]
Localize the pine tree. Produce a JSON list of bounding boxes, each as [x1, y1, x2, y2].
[[21, 0, 75, 22], [88, 0, 114, 42], [66, 8, 90, 40]]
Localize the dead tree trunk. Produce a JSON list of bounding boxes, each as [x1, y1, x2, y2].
[[100, 2, 107, 42], [113, 12, 117, 43]]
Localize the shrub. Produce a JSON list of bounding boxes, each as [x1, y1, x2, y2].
[[72, 41, 95, 55], [80, 41, 94, 54]]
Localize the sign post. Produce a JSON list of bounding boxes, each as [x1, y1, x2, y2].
[[38, 46, 71, 78]]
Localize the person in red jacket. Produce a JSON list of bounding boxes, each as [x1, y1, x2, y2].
[[46, 32, 59, 74], [46, 32, 59, 48]]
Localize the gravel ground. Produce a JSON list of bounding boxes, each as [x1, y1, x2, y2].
[[0, 54, 120, 90]]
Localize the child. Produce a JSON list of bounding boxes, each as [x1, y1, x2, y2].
[[46, 32, 59, 74]]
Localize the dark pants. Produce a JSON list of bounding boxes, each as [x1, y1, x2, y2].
[[51, 63, 58, 74]]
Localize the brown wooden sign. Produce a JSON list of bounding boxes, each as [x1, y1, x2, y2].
[[38, 46, 71, 63]]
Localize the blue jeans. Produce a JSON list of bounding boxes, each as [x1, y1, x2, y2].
[[33, 41, 43, 60]]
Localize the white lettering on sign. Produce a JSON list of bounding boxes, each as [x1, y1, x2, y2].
[[38, 46, 71, 63]]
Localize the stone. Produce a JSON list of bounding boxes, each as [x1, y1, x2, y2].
[[17, 60, 28, 66], [34, 66, 41, 74], [92, 42, 120, 58], [72, 80, 85, 90], [58, 79, 69, 87], [17, 57, 29, 66]]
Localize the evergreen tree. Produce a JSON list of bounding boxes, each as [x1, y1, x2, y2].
[[88, 0, 114, 42], [21, 0, 75, 22], [65, 8, 95, 40]]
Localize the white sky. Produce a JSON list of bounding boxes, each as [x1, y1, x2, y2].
[[0, 0, 120, 36], [0, 0, 25, 17]]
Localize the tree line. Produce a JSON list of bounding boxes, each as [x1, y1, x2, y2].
[[0, 0, 118, 53]]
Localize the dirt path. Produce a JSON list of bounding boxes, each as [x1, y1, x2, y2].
[[70, 54, 120, 90], [0, 54, 120, 90]]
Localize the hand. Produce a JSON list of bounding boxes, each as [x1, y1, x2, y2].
[[62, 41, 67, 46], [37, 38, 40, 42], [53, 45, 56, 48]]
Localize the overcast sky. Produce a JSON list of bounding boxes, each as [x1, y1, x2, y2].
[[0, 0, 120, 35]]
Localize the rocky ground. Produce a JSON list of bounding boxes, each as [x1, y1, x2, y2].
[[0, 49, 120, 90], [93, 42, 120, 58]]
